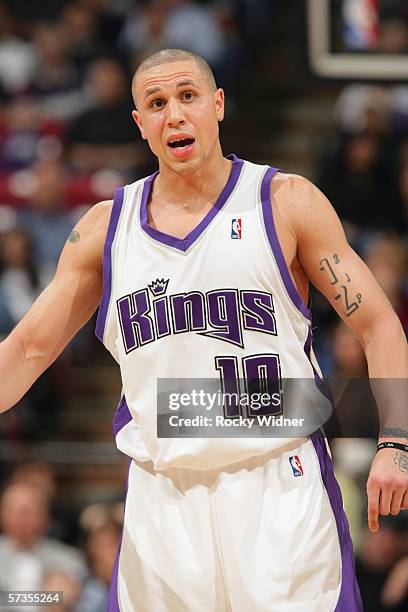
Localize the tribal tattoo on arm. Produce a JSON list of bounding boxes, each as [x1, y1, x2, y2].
[[68, 230, 80, 244], [380, 427, 408, 441], [319, 254, 362, 316]]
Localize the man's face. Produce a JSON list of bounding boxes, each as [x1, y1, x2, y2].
[[0, 484, 48, 548], [132, 61, 225, 174]]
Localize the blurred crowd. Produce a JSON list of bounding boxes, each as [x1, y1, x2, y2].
[[0, 461, 124, 612], [311, 34, 408, 608], [0, 0, 408, 611]]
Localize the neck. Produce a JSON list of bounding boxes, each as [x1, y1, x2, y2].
[[154, 145, 233, 212]]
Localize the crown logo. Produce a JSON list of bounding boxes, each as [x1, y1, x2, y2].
[[148, 278, 169, 296]]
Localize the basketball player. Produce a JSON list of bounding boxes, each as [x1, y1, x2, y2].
[[1, 49, 408, 611]]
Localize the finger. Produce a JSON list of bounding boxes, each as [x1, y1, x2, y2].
[[390, 489, 405, 515], [380, 487, 393, 516], [402, 490, 408, 510], [367, 480, 380, 532]]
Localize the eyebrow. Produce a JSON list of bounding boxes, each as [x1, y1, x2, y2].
[[143, 79, 197, 100]]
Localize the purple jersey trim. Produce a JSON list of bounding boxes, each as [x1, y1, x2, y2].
[[304, 327, 333, 401], [95, 187, 125, 342], [311, 430, 363, 611], [139, 154, 244, 252], [260, 167, 312, 321], [113, 395, 133, 438], [107, 457, 132, 612]]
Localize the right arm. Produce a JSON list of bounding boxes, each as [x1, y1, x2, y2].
[[0, 200, 112, 412]]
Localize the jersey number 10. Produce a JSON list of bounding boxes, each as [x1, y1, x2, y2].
[[215, 354, 283, 418]]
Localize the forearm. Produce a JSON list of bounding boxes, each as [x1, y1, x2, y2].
[[364, 314, 408, 377], [0, 332, 47, 413], [363, 315, 408, 442]]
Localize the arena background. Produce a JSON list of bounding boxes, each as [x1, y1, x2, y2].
[[0, 1, 408, 610]]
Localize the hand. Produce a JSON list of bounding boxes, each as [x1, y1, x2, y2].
[[366, 448, 408, 532]]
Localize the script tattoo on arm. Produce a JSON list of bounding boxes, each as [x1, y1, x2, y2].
[[68, 230, 80, 244], [394, 451, 408, 476], [319, 254, 362, 316]]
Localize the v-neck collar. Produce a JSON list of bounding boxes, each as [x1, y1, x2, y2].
[[139, 154, 244, 252]]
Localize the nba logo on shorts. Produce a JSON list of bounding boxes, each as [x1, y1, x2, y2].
[[231, 218, 242, 239], [289, 455, 304, 477]]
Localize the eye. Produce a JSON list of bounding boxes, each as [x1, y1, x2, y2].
[[182, 91, 195, 101], [151, 98, 165, 110]]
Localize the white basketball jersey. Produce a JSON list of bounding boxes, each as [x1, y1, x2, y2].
[[96, 154, 323, 470]]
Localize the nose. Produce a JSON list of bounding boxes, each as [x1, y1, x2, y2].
[[166, 97, 185, 128]]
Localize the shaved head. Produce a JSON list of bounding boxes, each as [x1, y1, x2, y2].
[[132, 48, 217, 106]]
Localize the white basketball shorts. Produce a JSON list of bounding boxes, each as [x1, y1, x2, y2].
[[107, 430, 362, 611]]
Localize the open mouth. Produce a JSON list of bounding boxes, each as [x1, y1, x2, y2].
[[167, 138, 195, 150]]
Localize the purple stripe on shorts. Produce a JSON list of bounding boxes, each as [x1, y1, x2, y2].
[[304, 329, 362, 609], [140, 154, 244, 252], [107, 457, 132, 612], [96, 187, 125, 342], [260, 167, 312, 320], [311, 429, 363, 611]]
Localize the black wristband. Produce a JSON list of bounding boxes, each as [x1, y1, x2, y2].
[[377, 441, 408, 453]]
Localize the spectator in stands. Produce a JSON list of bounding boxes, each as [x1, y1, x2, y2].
[[59, 1, 102, 72], [0, 228, 39, 334], [159, 0, 228, 68], [390, 89, 408, 135], [334, 85, 391, 136], [318, 133, 399, 234], [379, 18, 408, 54], [77, 0, 125, 53], [334, 84, 408, 140], [356, 515, 408, 612], [27, 22, 88, 121], [0, 482, 86, 592], [382, 555, 408, 611], [120, 0, 240, 96], [65, 57, 148, 176], [364, 234, 408, 335], [18, 160, 74, 284], [119, 0, 169, 63], [324, 321, 378, 439], [0, 238, 60, 438], [220, 0, 274, 45], [331, 320, 367, 378], [9, 462, 79, 544], [0, 97, 64, 171], [42, 569, 82, 612], [0, 1, 36, 96], [76, 519, 121, 612]]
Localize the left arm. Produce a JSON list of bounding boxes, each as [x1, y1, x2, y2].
[[275, 175, 408, 531]]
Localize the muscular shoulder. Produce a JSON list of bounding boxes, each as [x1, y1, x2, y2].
[[271, 173, 319, 210], [270, 172, 336, 234], [77, 200, 113, 234]]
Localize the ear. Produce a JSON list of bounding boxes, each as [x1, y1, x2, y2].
[[214, 88, 225, 122], [132, 110, 147, 140]]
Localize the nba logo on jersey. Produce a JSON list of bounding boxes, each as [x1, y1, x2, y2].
[[231, 218, 242, 239], [289, 455, 304, 477]]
